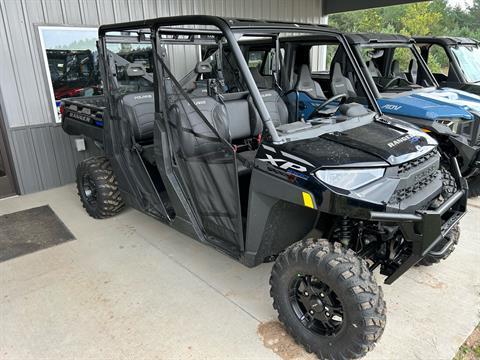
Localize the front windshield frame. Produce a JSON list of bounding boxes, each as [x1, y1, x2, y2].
[[354, 42, 437, 97], [450, 44, 480, 83]]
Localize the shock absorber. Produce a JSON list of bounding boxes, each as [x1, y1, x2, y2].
[[339, 216, 352, 247]]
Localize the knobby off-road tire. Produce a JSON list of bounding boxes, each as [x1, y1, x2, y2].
[[467, 175, 480, 198], [270, 239, 386, 360], [418, 168, 460, 266], [76, 156, 124, 219]]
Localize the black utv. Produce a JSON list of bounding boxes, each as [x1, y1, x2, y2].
[[61, 17, 467, 360]]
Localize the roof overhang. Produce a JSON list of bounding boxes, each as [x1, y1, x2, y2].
[[323, 0, 429, 15]]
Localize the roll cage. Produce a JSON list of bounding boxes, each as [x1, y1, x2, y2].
[[97, 16, 384, 144], [415, 36, 480, 84], [343, 33, 440, 98]]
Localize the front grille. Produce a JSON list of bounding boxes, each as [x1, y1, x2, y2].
[[398, 149, 438, 174], [389, 148, 440, 205], [389, 170, 439, 204]]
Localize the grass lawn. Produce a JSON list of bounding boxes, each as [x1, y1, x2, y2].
[[454, 324, 480, 360]]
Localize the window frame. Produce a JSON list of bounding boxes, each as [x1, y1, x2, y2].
[[37, 25, 98, 123]]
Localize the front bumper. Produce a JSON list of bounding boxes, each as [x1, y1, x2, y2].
[[369, 159, 468, 284]]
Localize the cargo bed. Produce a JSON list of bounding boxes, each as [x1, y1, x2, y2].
[[61, 95, 106, 143]]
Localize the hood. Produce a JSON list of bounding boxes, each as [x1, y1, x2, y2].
[[279, 119, 436, 168], [378, 87, 480, 121], [440, 83, 480, 97]]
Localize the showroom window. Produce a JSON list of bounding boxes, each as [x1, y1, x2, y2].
[[38, 26, 100, 122]]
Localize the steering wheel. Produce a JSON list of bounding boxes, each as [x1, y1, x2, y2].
[[380, 76, 408, 90], [310, 93, 348, 118]]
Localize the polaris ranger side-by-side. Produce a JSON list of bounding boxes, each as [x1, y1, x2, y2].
[[61, 17, 466, 360]]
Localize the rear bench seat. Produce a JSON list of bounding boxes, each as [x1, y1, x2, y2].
[[120, 88, 289, 171]]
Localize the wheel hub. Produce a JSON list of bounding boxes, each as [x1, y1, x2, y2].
[[82, 174, 97, 206], [290, 275, 344, 336], [310, 298, 324, 311]]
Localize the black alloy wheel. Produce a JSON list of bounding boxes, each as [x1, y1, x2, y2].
[[290, 274, 344, 337]]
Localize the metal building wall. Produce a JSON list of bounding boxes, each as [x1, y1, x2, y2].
[[0, 0, 326, 194]]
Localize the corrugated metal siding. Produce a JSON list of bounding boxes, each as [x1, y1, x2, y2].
[[0, 0, 325, 194]]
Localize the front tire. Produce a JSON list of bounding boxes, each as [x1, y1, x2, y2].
[[270, 239, 386, 360], [76, 156, 124, 219]]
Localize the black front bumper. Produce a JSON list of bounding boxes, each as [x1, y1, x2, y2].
[[369, 159, 468, 284]]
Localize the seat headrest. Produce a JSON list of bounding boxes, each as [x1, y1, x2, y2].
[[249, 65, 269, 89], [332, 63, 343, 81], [331, 63, 357, 98], [367, 61, 381, 77], [296, 64, 314, 90], [392, 60, 402, 77], [195, 60, 213, 74], [295, 64, 325, 99]]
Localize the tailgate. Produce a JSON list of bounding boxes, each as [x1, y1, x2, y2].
[[61, 96, 105, 143]]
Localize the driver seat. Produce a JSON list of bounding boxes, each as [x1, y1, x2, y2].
[[331, 63, 357, 98]]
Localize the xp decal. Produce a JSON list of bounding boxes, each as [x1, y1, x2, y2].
[[259, 145, 311, 173]]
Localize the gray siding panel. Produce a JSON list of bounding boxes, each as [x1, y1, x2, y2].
[[49, 125, 78, 184], [10, 124, 102, 193], [97, 0, 116, 24], [30, 126, 62, 189], [41, 0, 65, 23], [0, 0, 326, 194], [9, 128, 43, 193]]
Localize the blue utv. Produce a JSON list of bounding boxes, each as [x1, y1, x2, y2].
[[333, 34, 480, 197]]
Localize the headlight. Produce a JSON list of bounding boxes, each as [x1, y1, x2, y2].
[[315, 168, 385, 190]]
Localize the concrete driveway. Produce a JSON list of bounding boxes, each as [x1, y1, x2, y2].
[[1, 185, 479, 359]]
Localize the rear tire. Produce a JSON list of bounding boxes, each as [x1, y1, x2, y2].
[[467, 175, 480, 198], [418, 168, 460, 266], [76, 156, 124, 219], [270, 239, 386, 360]]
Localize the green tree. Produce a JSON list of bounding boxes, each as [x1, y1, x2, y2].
[[329, 0, 478, 40], [399, 3, 443, 36], [356, 9, 383, 33]]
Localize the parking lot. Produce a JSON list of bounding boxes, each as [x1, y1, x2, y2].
[[0, 185, 478, 359]]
